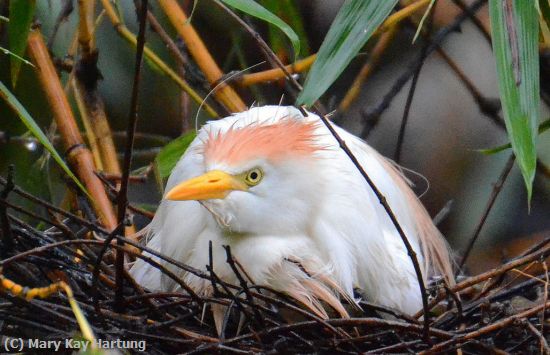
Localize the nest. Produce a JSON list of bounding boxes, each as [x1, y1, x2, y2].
[[0, 175, 548, 354]]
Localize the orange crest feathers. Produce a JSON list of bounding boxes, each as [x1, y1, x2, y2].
[[203, 118, 321, 165]]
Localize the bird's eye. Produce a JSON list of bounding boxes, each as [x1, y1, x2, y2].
[[244, 168, 263, 186]]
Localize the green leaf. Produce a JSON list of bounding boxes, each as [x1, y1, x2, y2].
[[297, 0, 398, 106], [479, 119, 550, 155], [219, 0, 300, 59], [0, 81, 88, 195], [0, 45, 34, 67], [9, 0, 36, 87], [155, 131, 197, 180], [261, 0, 310, 57], [489, 0, 539, 202]]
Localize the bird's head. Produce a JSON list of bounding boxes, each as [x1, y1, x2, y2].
[[165, 118, 327, 235]]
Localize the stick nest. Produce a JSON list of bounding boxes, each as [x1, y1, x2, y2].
[[0, 176, 548, 354]]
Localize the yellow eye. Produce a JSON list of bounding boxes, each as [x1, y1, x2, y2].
[[244, 168, 263, 186]]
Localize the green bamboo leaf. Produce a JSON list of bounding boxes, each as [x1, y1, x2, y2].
[[479, 119, 550, 155], [0, 81, 87, 195], [155, 131, 197, 180], [297, 0, 398, 106], [262, 0, 310, 57], [489, 0, 539, 202], [0, 45, 34, 67], [219, 0, 300, 58], [9, 0, 36, 87]]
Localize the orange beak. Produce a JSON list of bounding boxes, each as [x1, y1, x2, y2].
[[165, 170, 248, 201]]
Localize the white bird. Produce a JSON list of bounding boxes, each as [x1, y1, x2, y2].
[[130, 105, 453, 324]]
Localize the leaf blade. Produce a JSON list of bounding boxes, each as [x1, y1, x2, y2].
[[8, 0, 36, 87], [0, 81, 87, 195], [489, 0, 539, 202], [220, 0, 300, 58], [479, 119, 550, 155], [155, 131, 197, 180], [296, 0, 398, 106]]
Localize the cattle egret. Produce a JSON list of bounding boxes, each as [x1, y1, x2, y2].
[[130, 106, 454, 324]]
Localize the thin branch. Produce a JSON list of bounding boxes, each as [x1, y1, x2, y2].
[[394, 1, 437, 163], [0, 165, 15, 255], [309, 106, 432, 343], [458, 154, 515, 270], [361, 0, 486, 133], [212, 0, 304, 102], [423, 301, 550, 354], [114, 0, 149, 312]]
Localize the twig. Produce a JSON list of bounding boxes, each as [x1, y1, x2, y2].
[[0, 177, 108, 235], [212, 0, 304, 102], [361, 0, 486, 132], [394, 1, 437, 163], [432, 200, 454, 226], [145, 7, 192, 132], [418, 242, 550, 318], [311, 106, 432, 343], [0, 165, 14, 255], [47, 0, 75, 50], [114, 0, 148, 312], [422, 301, 550, 354], [206, 317, 453, 352], [223, 246, 265, 328], [458, 154, 515, 270], [451, 0, 492, 43], [525, 320, 550, 355]]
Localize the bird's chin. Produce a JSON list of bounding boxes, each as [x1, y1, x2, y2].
[[199, 200, 235, 230]]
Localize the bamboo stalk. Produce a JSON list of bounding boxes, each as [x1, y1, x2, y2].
[[77, 0, 95, 57], [72, 81, 105, 171], [77, 1, 142, 239], [157, 0, 247, 112], [75, 0, 121, 175], [238, 54, 317, 87], [100, 0, 219, 117], [27, 30, 117, 231]]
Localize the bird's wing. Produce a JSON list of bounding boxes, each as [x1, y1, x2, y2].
[[307, 119, 453, 313]]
